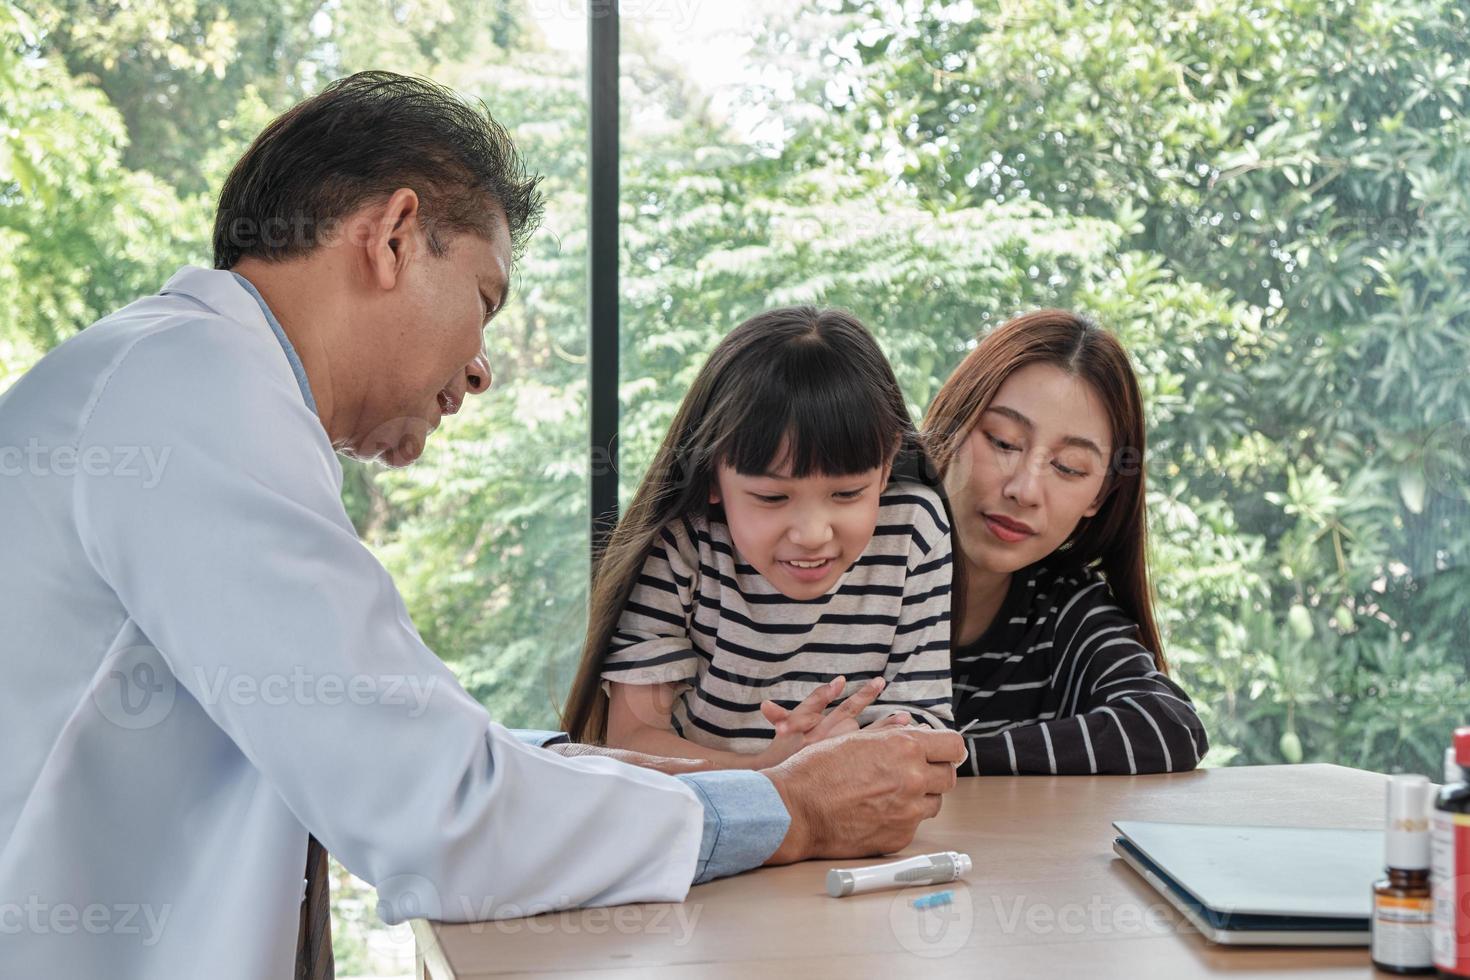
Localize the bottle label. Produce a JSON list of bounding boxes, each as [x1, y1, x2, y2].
[[1432, 811, 1470, 973], [1374, 894, 1434, 969]]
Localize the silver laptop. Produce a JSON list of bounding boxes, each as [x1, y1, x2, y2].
[[1111, 820, 1382, 946]]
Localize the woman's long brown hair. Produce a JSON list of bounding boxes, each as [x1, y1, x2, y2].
[[922, 309, 1168, 672], [561, 306, 930, 743]]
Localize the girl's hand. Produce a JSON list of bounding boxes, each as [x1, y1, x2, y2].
[[753, 676, 887, 768]]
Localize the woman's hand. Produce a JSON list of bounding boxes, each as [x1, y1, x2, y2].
[[752, 676, 888, 768]]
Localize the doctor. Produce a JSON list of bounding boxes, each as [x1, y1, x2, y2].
[[0, 71, 964, 978]]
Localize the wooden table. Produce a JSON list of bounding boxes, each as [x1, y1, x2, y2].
[[412, 763, 1394, 979]]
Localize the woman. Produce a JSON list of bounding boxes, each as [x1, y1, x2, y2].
[[924, 309, 1207, 775]]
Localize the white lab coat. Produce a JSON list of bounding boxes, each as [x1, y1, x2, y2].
[[0, 267, 705, 978]]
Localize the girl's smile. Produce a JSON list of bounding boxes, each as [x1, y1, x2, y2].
[[776, 555, 841, 584]]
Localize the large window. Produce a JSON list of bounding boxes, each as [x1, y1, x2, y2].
[[611, 0, 1470, 779], [1, 1, 595, 731]]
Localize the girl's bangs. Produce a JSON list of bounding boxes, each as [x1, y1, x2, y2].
[[718, 354, 898, 479]]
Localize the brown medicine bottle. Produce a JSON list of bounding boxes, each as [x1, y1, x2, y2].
[[1374, 773, 1434, 974]]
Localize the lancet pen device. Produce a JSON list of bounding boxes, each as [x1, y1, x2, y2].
[[826, 851, 973, 898]]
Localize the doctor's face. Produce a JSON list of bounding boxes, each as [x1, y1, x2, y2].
[[348, 213, 513, 467]]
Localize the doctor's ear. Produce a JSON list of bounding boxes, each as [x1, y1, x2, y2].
[[364, 187, 423, 291]]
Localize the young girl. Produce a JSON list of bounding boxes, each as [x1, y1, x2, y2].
[[923, 309, 1208, 775], [562, 307, 954, 768]]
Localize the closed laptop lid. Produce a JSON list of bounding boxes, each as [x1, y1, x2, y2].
[[1112, 821, 1383, 919]]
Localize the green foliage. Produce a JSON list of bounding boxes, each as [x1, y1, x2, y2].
[[815, 0, 1470, 773], [0, 3, 199, 378], [23, 0, 532, 196]]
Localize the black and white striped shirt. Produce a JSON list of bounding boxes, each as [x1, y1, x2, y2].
[[953, 560, 1207, 776], [602, 481, 954, 753]]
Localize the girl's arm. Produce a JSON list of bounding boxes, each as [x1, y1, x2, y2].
[[607, 677, 889, 769], [601, 520, 855, 768], [966, 597, 1208, 775], [599, 520, 710, 741], [605, 680, 766, 769]]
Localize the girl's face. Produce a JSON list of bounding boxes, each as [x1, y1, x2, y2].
[[943, 362, 1113, 578], [711, 453, 891, 600]]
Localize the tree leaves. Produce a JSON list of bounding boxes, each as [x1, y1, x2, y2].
[[4, 0, 1468, 777]]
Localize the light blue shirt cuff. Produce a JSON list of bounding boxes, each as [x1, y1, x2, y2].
[[511, 729, 571, 747], [513, 733, 790, 883], [675, 770, 791, 884]]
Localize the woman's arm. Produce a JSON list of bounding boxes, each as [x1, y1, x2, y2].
[[967, 598, 1208, 775]]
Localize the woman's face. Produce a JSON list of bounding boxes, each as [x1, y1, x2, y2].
[[943, 362, 1113, 577]]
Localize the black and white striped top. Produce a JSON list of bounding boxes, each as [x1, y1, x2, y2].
[[601, 481, 954, 753], [953, 560, 1207, 776]]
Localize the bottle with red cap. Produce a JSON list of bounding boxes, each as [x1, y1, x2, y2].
[[1432, 726, 1470, 977]]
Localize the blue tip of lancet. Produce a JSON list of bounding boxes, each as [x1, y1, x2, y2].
[[912, 890, 954, 909]]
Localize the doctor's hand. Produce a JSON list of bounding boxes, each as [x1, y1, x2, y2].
[[759, 727, 964, 866], [544, 741, 714, 776]]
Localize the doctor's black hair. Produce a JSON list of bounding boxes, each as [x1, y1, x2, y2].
[[212, 71, 544, 269]]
